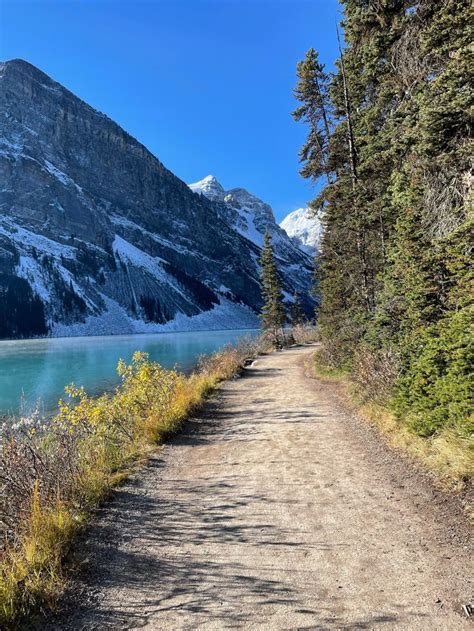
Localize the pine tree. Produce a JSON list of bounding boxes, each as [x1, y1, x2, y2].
[[292, 48, 333, 187], [260, 231, 285, 344], [291, 292, 305, 327], [293, 0, 472, 438]]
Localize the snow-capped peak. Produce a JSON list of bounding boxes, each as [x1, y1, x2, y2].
[[187, 174, 314, 306], [280, 207, 322, 255], [188, 176, 284, 248], [189, 175, 225, 201]]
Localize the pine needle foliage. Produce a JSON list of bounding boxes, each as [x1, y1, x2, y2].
[[259, 231, 286, 344], [294, 0, 473, 450], [291, 292, 305, 327]]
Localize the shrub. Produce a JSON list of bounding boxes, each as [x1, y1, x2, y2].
[[0, 338, 265, 625], [394, 309, 474, 438], [289, 324, 318, 345], [352, 344, 401, 406]]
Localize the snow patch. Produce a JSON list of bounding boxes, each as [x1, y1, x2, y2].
[[16, 256, 51, 302], [218, 284, 232, 294], [0, 137, 23, 158], [111, 216, 201, 258], [232, 204, 264, 247], [52, 296, 259, 338], [43, 160, 83, 193], [0, 219, 76, 260], [113, 235, 166, 279], [280, 208, 322, 254], [188, 175, 225, 201]]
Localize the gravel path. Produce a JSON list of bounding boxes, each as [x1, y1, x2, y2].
[[47, 345, 472, 630]]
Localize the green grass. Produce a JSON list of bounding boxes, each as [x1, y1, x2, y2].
[[313, 352, 350, 380]]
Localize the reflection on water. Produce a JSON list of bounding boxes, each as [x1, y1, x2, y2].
[[0, 329, 258, 416]]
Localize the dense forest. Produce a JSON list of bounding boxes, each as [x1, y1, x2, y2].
[[294, 0, 472, 440]]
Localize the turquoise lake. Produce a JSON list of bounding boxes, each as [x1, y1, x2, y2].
[[0, 329, 258, 416]]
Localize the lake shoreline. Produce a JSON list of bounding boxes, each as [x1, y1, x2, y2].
[[0, 329, 260, 417]]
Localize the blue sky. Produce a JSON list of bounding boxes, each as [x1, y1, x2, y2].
[[1, 0, 341, 222]]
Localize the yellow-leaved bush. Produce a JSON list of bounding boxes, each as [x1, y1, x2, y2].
[[0, 335, 276, 625]]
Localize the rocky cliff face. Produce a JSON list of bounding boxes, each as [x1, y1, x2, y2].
[[0, 60, 314, 338]]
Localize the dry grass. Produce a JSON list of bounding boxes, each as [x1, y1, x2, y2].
[[312, 349, 473, 492], [359, 402, 473, 489], [351, 344, 401, 406], [0, 334, 271, 626]]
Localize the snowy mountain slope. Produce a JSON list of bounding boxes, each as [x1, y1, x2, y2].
[[189, 175, 279, 248], [189, 176, 314, 302], [0, 60, 314, 338], [189, 175, 226, 202], [280, 208, 322, 256]]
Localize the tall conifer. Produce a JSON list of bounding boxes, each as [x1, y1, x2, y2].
[[260, 231, 285, 344], [291, 292, 305, 327], [292, 47, 332, 189]]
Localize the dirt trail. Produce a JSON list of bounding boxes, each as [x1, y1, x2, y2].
[[49, 346, 472, 630]]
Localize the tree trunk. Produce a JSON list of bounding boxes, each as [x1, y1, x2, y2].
[[337, 26, 358, 191]]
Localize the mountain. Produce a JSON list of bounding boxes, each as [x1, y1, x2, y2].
[[280, 208, 322, 256], [0, 60, 314, 339], [188, 176, 314, 301]]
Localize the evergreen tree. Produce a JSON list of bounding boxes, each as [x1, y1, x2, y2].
[[293, 0, 472, 437], [292, 48, 333, 187], [291, 292, 305, 327], [260, 231, 285, 344]]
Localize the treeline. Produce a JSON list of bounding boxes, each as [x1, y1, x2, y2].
[[294, 1, 472, 439]]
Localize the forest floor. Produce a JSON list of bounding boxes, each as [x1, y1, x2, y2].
[[41, 345, 472, 630]]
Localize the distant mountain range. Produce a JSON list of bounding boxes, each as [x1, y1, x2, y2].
[[188, 176, 322, 258], [0, 59, 316, 339]]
